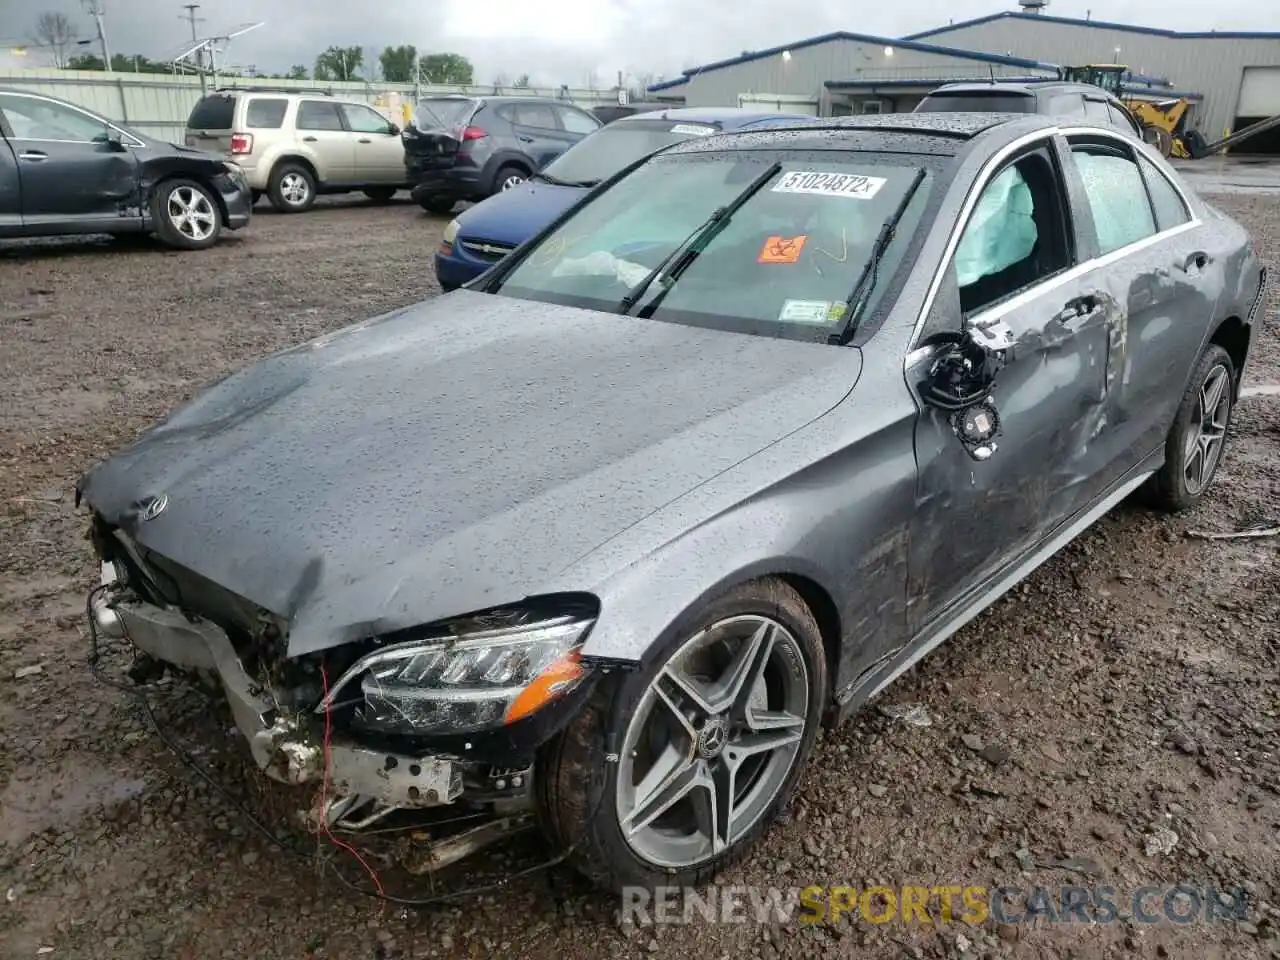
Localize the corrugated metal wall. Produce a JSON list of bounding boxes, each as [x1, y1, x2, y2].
[[0, 68, 620, 144], [679, 40, 1055, 111], [910, 20, 1280, 137]]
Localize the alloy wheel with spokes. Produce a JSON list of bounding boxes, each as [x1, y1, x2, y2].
[[280, 172, 310, 206], [166, 185, 217, 243], [1183, 363, 1231, 496], [616, 615, 810, 868]]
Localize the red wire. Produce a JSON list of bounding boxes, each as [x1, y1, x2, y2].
[[318, 661, 386, 899]]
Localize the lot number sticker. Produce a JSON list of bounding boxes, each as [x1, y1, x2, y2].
[[778, 299, 836, 324], [772, 171, 887, 199]]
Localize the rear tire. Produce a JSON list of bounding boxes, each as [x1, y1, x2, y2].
[[363, 186, 397, 203], [537, 578, 827, 893], [268, 163, 316, 213], [150, 178, 222, 251], [1149, 344, 1235, 513], [493, 164, 529, 194], [417, 195, 456, 215]]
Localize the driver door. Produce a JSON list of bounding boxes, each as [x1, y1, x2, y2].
[[905, 136, 1116, 633], [0, 92, 140, 230]]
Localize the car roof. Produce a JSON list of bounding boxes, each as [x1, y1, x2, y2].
[[661, 111, 1056, 157], [611, 106, 807, 128], [928, 80, 1122, 102]]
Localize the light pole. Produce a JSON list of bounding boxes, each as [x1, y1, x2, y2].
[[82, 0, 111, 72]]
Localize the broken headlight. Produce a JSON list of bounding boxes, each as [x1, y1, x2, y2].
[[322, 614, 592, 735]]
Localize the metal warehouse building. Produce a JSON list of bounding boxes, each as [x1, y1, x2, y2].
[[649, 7, 1280, 151]]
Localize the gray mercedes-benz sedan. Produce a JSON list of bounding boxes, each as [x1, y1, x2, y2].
[[78, 113, 1267, 893]]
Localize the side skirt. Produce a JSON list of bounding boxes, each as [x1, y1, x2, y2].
[[833, 459, 1158, 724]]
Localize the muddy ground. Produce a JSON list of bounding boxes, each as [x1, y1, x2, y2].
[[0, 191, 1277, 960]]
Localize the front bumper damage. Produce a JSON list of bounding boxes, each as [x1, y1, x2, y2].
[[88, 564, 580, 868]]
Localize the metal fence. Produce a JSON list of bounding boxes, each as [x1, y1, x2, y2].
[[0, 68, 625, 144]]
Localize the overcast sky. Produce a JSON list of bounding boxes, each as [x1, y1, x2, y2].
[[0, 0, 1272, 87]]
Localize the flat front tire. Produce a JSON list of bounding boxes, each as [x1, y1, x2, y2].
[[538, 578, 827, 892], [1150, 343, 1235, 512], [150, 178, 222, 250]]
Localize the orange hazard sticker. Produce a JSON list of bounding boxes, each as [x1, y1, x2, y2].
[[757, 235, 807, 264]]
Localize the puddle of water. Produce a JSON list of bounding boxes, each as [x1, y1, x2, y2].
[[0, 754, 146, 847]]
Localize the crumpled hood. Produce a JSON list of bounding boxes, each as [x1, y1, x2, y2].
[[80, 290, 860, 655], [455, 180, 586, 247]]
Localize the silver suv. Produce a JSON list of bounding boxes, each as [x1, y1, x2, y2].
[[185, 88, 409, 213]]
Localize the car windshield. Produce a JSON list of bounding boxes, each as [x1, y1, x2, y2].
[[917, 93, 1036, 114], [413, 98, 475, 130], [493, 150, 934, 342], [539, 118, 721, 186]]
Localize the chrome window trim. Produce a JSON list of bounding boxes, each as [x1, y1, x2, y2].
[[906, 124, 1202, 361], [0, 90, 145, 148]]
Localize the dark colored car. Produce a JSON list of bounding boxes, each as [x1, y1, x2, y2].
[[0, 87, 251, 250], [590, 102, 672, 124], [917, 80, 1143, 139], [80, 113, 1265, 893], [403, 95, 602, 214], [434, 107, 811, 290]]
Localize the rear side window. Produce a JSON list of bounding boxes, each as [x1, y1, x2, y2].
[[1070, 143, 1157, 254], [1108, 104, 1139, 135], [1138, 154, 1192, 230], [245, 98, 287, 129], [187, 95, 235, 130], [1083, 99, 1112, 124], [297, 100, 344, 131], [513, 103, 559, 130]]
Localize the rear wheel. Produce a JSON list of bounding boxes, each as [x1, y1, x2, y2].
[[150, 178, 222, 250], [494, 164, 529, 194], [363, 186, 397, 203], [417, 195, 456, 215], [1150, 344, 1235, 512], [538, 579, 827, 891], [268, 163, 315, 213]]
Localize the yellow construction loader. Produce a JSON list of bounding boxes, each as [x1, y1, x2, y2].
[[1060, 64, 1280, 159]]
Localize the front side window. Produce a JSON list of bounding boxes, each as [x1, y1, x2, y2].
[[1069, 142, 1157, 254], [0, 94, 111, 142], [556, 106, 600, 134], [343, 103, 393, 134], [492, 151, 935, 342], [297, 100, 344, 131], [952, 148, 1071, 316]]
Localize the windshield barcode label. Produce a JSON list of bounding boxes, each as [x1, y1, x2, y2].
[[772, 171, 887, 199]]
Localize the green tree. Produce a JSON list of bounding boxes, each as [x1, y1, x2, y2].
[[379, 44, 417, 83], [67, 52, 171, 73], [417, 52, 473, 84], [513, 73, 531, 88], [314, 45, 363, 81], [285, 64, 308, 80]]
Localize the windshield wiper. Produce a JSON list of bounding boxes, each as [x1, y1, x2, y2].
[[828, 168, 927, 346], [534, 172, 599, 188], [618, 161, 782, 314]]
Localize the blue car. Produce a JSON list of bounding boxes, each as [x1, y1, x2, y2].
[[434, 107, 810, 290]]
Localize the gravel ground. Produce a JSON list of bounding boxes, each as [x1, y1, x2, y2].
[[0, 191, 1278, 960]]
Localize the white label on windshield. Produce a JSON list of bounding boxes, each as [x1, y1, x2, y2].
[[772, 171, 887, 199], [670, 123, 716, 136], [778, 299, 835, 324]]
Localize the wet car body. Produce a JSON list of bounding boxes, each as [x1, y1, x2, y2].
[[0, 87, 251, 246], [79, 113, 1265, 888], [434, 107, 810, 290]]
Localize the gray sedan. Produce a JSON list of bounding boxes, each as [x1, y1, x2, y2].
[[78, 112, 1267, 893]]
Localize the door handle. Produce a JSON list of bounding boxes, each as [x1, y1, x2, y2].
[[1183, 251, 1211, 272], [358, 138, 372, 144], [517, 135, 534, 143], [18, 150, 48, 161], [302, 135, 318, 142], [1052, 294, 1101, 329]]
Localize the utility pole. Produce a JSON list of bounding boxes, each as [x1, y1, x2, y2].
[[82, 0, 112, 72], [182, 4, 206, 93]]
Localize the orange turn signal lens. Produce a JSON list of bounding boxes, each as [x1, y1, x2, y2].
[[503, 651, 585, 725]]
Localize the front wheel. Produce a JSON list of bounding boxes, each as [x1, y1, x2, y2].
[[150, 178, 222, 250], [494, 164, 528, 194], [538, 579, 827, 891], [1150, 343, 1235, 512]]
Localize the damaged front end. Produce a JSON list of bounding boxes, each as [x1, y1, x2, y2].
[[85, 515, 599, 871]]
